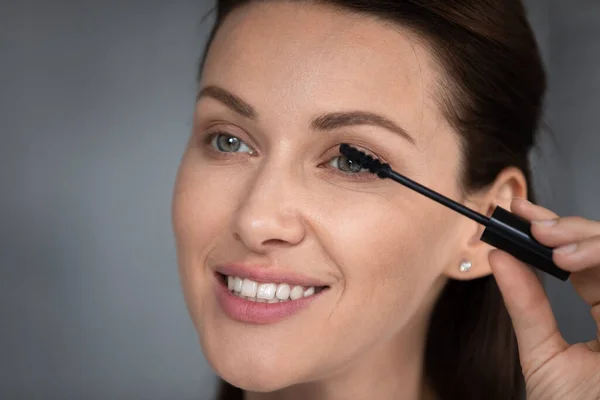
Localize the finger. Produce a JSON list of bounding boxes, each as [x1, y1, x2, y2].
[[584, 338, 600, 352], [511, 199, 600, 259], [531, 217, 600, 248], [554, 234, 600, 272], [569, 262, 600, 305], [570, 265, 600, 339], [511, 197, 559, 221], [489, 249, 569, 376], [511, 199, 599, 245]]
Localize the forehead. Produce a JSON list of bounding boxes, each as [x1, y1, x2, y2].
[[202, 1, 449, 145]]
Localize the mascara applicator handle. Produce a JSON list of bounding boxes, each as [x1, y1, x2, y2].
[[481, 206, 571, 281]]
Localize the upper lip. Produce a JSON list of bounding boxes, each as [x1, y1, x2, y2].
[[215, 263, 331, 287]]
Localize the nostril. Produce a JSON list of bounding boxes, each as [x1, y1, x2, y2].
[[261, 238, 291, 247]]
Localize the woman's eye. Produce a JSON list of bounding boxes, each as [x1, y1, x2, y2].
[[327, 155, 368, 174], [210, 133, 253, 153]]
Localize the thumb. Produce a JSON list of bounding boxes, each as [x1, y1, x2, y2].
[[489, 249, 569, 377]]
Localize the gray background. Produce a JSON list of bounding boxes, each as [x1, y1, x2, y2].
[[0, 1, 598, 399]]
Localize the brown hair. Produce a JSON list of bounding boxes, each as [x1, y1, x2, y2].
[[198, 1, 547, 399]]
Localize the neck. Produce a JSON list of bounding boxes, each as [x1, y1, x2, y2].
[[244, 315, 436, 400]]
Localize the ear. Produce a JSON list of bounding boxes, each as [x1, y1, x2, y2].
[[443, 166, 528, 280]]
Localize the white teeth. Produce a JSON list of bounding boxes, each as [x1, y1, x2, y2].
[[276, 283, 290, 300], [226, 275, 323, 302], [241, 278, 258, 297], [234, 277, 243, 292], [290, 285, 304, 300], [257, 283, 276, 300]]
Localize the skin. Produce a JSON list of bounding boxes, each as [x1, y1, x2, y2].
[[171, 2, 600, 399]]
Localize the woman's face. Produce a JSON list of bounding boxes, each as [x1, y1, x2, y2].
[[172, 1, 476, 391]]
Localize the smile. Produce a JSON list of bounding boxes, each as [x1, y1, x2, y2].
[[223, 274, 326, 302], [215, 272, 330, 324]]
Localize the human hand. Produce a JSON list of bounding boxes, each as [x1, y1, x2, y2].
[[489, 198, 600, 400]]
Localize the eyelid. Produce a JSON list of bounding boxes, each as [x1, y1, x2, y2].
[[316, 144, 388, 182], [322, 143, 384, 166]]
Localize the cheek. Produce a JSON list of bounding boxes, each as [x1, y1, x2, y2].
[[329, 189, 449, 282], [338, 195, 465, 354], [171, 154, 244, 322], [356, 209, 452, 318], [172, 153, 242, 253], [305, 196, 450, 364]]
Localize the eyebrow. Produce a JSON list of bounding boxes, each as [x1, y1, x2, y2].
[[310, 111, 415, 144], [197, 85, 415, 144], [197, 85, 258, 119]]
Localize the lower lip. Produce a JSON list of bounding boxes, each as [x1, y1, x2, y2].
[[214, 275, 326, 324]]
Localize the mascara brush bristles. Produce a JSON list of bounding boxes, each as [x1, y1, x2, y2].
[[339, 144, 391, 178]]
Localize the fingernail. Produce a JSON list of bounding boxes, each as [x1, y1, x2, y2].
[[555, 243, 577, 254], [532, 219, 557, 226]]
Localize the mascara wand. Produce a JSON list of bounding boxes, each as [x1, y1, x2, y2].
[[339, 144, 570, 281]]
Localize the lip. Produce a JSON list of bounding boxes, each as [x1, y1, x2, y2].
[[215, 263, 331, 287], [214, 274, 327, 324]]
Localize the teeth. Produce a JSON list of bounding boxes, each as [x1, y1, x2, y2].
[[276, 283, 290, 300], [257, 283, 276, 300], [289, 285, 304, 300], [234, 277, 243, 292], [226, 276, 322, 302], [241, 278, 258, 297]]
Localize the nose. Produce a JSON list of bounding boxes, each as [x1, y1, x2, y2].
[[230, 166, 306, 253]]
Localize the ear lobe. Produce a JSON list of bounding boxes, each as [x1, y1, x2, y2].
[[443, 250, 494, 280], [443, 167, 528, 281], [441, 213, 494, 280]]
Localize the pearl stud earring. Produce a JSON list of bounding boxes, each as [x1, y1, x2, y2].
[[459, 260, 472, 273]]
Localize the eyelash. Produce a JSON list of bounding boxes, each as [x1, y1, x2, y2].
[[201, 131, 378, 181]]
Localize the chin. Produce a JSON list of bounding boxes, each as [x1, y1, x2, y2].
[[220, 374, 290, 393], [200, 332, 306, 393], [212, 357, 299, 393]]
